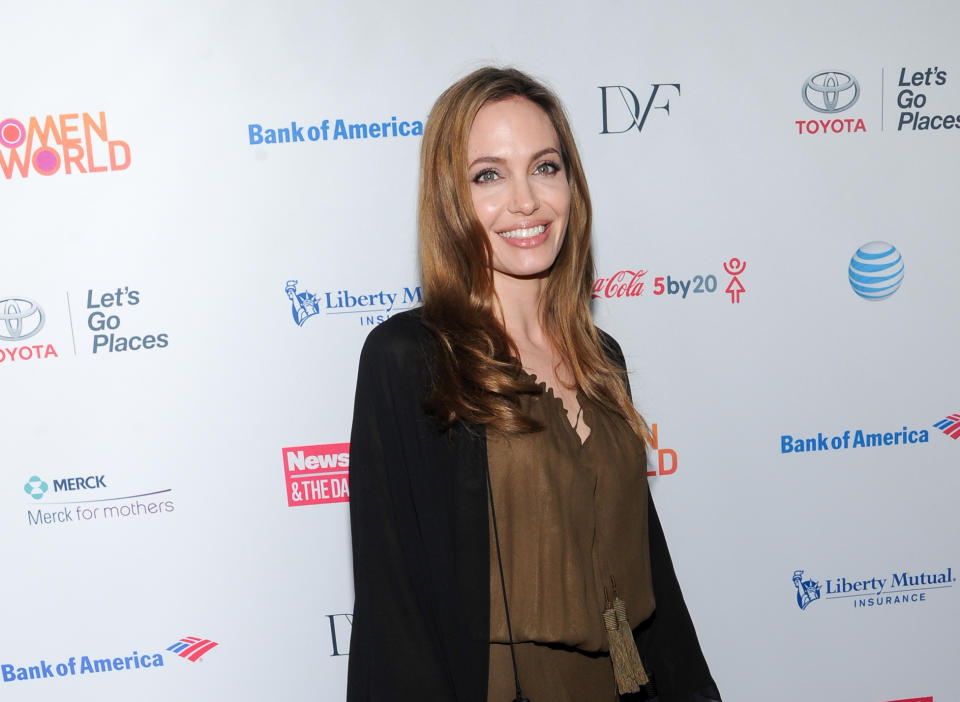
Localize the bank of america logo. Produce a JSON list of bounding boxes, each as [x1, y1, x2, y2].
[[167, 636, 219, 661], [933, 413, 960, 439]]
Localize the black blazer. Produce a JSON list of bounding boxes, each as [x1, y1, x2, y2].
[[347, 309, 721, 701]]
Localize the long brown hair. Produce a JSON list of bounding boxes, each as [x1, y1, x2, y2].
[[418, 66, 647, 440]]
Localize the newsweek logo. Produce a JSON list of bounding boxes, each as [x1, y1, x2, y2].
[[283, 443, 350, 506], [593, 258, 746, 304]]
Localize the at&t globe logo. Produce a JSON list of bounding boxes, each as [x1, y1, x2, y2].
[[848, 242, 905, 300], [802, 70, 860, 113], [0, 298, 45, 341]]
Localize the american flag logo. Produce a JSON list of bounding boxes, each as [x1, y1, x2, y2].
[[167, 636, 219, 662], [933, 413, 960, 439]]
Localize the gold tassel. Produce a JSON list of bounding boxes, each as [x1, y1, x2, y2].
[[602, 582, 649, 695]]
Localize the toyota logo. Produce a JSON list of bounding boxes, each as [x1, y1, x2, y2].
[[0, 298, 46, 341], [802, 71, 860, 113]]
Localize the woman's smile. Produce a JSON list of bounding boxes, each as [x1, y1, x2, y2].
[[467, 96, 571, 281]]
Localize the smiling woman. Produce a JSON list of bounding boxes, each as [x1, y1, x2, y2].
[[467, 97, 571, 283], [346, 67, 722, 702]]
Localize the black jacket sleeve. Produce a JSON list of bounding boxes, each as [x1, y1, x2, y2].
[[346, 317, 457, 700], [599, 331, 722, 702]]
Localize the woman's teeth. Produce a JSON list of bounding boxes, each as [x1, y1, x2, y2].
[[498, 225, 546, 239]]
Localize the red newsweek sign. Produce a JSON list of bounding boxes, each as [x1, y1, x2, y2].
[[283, 442, 350, 506], [883, 697, 933, 702]]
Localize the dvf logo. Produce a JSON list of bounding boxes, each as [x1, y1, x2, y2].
[[599, 83, 681, 134]]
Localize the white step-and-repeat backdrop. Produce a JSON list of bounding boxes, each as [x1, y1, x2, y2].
[[3, 2, 957, 700]]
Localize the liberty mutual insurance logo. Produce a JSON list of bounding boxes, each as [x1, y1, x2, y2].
[[286, 281, 323, 326], [792, 567, 955, 611], [793, 570, 821, 610], [285, 279, 422, 328]]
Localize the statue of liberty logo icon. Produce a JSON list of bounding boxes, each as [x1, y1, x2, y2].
[[793, 570, 821, 610], [286, 280, 322, 326]]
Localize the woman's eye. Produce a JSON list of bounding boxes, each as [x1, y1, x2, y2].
[[472, 169, 499, 184], [534, 161, 561, 175]]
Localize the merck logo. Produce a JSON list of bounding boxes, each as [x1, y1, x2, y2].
[[933, 413, 960, 439], [166, 637, 218, 662], [23, 476, 48, 500]]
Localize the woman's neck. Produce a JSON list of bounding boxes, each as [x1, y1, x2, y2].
[[493, 271, 587, 438], [493, 270, 548, 350]]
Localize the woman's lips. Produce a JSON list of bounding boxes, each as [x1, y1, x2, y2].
[[497, 223, 548, 248]]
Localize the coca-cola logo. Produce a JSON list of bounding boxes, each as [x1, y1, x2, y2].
[[592, 270, 647, 299], [594, 258, 746, 304]]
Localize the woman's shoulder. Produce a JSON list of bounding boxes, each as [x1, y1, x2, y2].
[[595, 326, 626, 368], [359, 307, 433, 370]]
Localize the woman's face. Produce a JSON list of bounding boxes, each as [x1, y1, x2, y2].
[[467, 97, 571, 283]]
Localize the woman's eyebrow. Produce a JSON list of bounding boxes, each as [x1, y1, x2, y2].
[[468, 147, 561, 170]]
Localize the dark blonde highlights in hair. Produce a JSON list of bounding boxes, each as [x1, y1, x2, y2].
[[418, 66, 647, 440]]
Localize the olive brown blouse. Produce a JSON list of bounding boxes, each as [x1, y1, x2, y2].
[[486, 375, 655, 701]]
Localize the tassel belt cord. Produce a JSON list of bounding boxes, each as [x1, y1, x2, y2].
[[486, 462, 529, 702], [602, 579, 650, 695], [487, 459, 653, 701]]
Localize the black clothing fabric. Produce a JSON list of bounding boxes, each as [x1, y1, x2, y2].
[[347, 309, 721, 702]]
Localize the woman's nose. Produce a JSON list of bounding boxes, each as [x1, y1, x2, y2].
[[508, 177, 539, 215]]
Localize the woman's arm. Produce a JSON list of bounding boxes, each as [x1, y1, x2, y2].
[[599, 330, 722, 701], [347, 316, 456, 701]]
